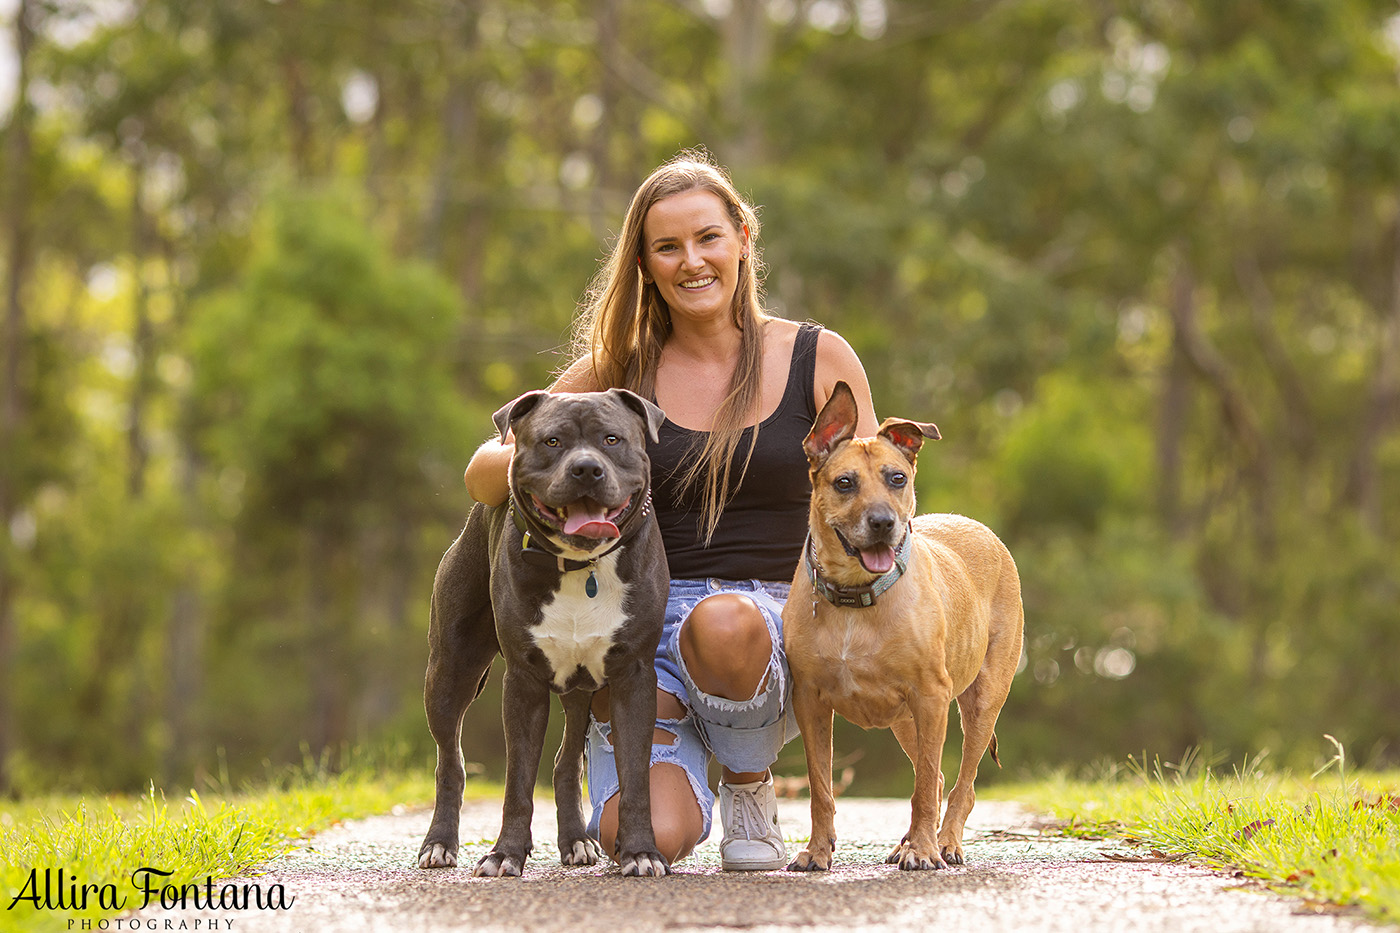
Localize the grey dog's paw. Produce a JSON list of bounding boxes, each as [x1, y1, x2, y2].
[[561, 838, 603, 866], [619, 850, 671, 877], [418, 843, 457, 869], [473, 851, 525, 877]]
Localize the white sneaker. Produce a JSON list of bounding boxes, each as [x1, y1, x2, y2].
[[718, 775, 787, 870]]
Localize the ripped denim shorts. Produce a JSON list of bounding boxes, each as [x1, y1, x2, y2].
[[585, 577, 799, 842]]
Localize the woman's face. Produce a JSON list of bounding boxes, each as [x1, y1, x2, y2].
[[640, 188, 748, 329]]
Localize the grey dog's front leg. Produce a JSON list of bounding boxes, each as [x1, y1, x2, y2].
[[554, 689, 602, 865], [608, 660, 670, 877], [475, 667, 550, 877]]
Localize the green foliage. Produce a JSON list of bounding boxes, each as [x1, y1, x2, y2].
[[188, 190, 466, 522], [3, 0, 1400, 796], [0, 756, 475, 933], [998, 745, 1400, 924]]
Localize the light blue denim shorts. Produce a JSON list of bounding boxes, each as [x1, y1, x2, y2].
[[585, 578, 800, 842]]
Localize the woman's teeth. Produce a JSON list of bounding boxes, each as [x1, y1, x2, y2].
[[682, 276, 716, 289]]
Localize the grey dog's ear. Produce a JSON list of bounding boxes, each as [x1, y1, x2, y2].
[[492, 390, 551, 440], [607, 388, 666, 444]]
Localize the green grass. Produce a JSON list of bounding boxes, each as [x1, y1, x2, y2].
[[989, 741, 1400, 925], [1, 759, 483, 933]]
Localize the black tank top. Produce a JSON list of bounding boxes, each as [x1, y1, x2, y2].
[[649, 322, 820, 582]]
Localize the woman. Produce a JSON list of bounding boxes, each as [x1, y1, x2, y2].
[[465, 151, 877, 870]]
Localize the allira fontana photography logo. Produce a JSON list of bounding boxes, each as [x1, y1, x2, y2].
[[7, 867, 296, 917]]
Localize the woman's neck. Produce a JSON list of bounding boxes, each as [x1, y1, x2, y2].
[[664, 316, 746, 366]]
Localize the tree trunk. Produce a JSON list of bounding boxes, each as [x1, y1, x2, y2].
[[1344, 210, 1400, 535], [719, 0, 772, 175], [1165, 247, 1274, 554], [0, 0, 35, 798], [126, 161, 157, 499]]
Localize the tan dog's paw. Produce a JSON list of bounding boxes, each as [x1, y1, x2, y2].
[[886, 839, 949, 871], [787, 846, 833, 872], [938, 836, 966, 866]]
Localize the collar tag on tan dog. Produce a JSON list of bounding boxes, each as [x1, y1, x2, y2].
[[805, 525, 913, 608]]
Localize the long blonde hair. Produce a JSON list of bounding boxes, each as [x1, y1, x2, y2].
[[569, 150, 767, 542]]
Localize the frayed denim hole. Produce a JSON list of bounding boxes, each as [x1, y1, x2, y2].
[[590, 719, 615, 749]]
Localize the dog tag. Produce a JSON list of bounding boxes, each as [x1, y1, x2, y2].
[[585, 570, 598, 598]]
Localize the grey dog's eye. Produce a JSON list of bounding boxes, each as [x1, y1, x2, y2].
[[544, 437, 560, 448], [604, 435, 619, 446]]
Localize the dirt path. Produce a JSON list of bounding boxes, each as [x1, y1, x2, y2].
[[132, 797, 1381, 933]]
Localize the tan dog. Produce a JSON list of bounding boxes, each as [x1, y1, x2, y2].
[[783, 382, 1024, 872]]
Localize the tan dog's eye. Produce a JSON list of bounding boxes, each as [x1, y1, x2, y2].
[[888, 472, 908, 488], [834, 475, 856, 493], [604, 435, 619, 446]]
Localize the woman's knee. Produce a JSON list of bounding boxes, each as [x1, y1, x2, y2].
[[597, 763, 703, 864], [678, 593, 772, 699]]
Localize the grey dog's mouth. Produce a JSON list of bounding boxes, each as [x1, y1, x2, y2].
[[529, 493, 634, 541]]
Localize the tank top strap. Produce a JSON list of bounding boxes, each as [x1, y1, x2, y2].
[[786, 321, 822, 420]]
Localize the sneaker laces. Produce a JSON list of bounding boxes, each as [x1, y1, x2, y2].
[[726, 785, 772, 842]]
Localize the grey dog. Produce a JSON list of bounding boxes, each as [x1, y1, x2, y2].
[[416, 388, 671, 877]]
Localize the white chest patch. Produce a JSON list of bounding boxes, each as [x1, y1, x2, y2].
[[532, 552, 630, 690]]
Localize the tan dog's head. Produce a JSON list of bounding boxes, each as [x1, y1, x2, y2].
[[804, 382, 940, 581]]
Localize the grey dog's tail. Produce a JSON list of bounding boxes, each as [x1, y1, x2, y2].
[[989, 733, 1001, 768]]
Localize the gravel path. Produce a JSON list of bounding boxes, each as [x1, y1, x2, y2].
[[131, 796, 1382, 933]]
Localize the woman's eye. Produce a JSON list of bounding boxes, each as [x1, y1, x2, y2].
[[888, 473, 907, 488]]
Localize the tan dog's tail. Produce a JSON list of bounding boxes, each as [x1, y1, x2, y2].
[[989, 733, 1001, 768]]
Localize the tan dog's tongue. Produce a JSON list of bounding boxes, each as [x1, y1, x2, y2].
[[562, 501, 619, 539], [859, 546, 896, 574]]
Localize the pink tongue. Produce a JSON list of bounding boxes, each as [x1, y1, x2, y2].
[[562, 502, 619, 539], [860, 546, 896, 574]]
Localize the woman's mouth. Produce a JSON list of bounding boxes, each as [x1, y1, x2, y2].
[[680, 276, 716, 290]]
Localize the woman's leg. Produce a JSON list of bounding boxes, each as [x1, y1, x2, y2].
[[673, 587, 795, 870], [677, 593, 773, 783], [589, 686, 705, 864]]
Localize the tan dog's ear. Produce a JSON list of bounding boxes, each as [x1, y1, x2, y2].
[[878, 417, 940, 464], [806, 381, 859, 465], [492, 390, 551, 439]]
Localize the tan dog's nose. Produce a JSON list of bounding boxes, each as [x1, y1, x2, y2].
[[866, 509, 897, 538]]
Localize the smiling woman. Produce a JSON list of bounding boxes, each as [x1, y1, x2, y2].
[[463, 150, 877, 873]]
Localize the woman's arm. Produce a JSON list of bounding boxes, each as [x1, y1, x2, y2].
[[813, 329, 879, 436], [462, 356, 606, 506]]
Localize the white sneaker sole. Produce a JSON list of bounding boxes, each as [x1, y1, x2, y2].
[[720, 852, 788, 871]]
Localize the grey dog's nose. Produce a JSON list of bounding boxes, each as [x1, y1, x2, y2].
[[570, 457, 606, 482], [867, 510, 896, 538]]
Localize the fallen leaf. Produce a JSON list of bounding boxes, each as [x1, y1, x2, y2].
[[1234, 818, 1276, 843]]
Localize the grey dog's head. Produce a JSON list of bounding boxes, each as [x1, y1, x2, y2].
[[494, 389, 665, 554]]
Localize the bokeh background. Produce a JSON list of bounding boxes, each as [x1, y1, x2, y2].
[[1, 0, 1398, 797]]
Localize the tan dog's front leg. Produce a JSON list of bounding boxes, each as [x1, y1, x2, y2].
[[888, 697, 950, 870], [788, 683, 837, 871]]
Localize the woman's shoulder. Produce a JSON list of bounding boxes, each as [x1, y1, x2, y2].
[[550, 355, 606, 392], [809, 325, 878, 435]]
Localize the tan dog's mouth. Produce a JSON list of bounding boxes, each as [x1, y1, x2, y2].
[[857, 545, 897, 575], [530, 494, 632, 540]]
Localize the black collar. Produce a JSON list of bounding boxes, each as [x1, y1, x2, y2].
[[805, 524, 912, 609]]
